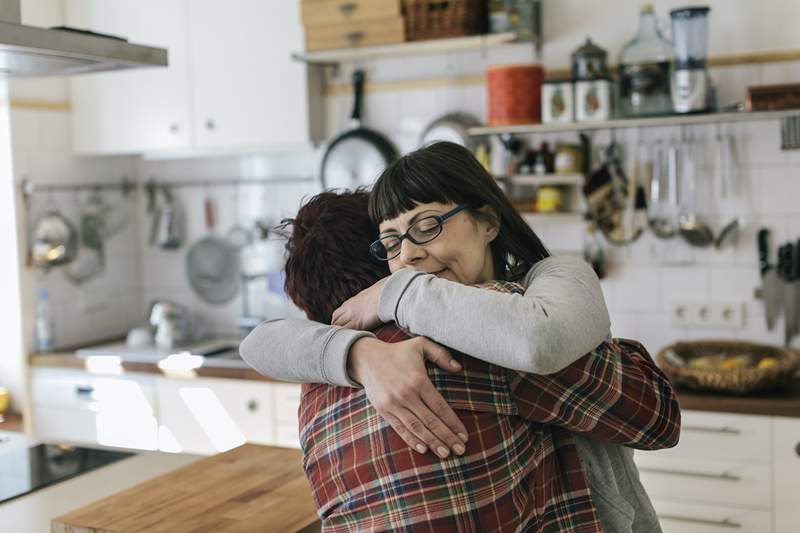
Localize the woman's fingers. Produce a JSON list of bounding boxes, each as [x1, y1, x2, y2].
[[418, 338, 460, 371], [393, 406, 455, 459], [382, 411, 429, 455], [419, 383, 469, 445]]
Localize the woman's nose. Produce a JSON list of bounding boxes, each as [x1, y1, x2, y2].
[[398, 237, 425, 266]]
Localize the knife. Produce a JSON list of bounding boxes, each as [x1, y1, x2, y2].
[[780, 243, 796, 346], [794, 239, 800, 345], [758, 229, 783, 331]]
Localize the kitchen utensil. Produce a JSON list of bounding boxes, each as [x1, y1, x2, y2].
[[678, 142, 714, 247], [419, 112, 481, 151], [186, 196, 240, 305], [149, 299, 190, 349], [155, 185, 183, 249], [320, 70, 398, 190], [795, 238, 800, 340], [31, 209, 78, 269], [715, 131, 742, 249], [64, 193, 106, 285], [648, 141, 677, 239], [779, 243, 797, 345], [758, 228, 783, 331]]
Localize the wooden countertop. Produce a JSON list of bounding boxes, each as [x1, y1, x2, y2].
[[52, 444, 319, 533], [30, 346, 800, 418], [674, 379, 800, 418], [29, 351, 279, 382]]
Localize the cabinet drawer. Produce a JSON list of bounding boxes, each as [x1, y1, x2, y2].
[[648, 410, 771, 463], [32, 407, 98, 445], [274, 422, 302, 449], [305, 16, 405, 51], [635, 454, 772, 509], [273, 383, 301, 424], [773, 417, 800, 533], [301, 0, 401, 27], [652, 499, 772, 533], [31, 369, 157, 413]]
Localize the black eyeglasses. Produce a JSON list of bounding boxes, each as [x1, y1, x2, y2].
[[369, 204, 469, 261]]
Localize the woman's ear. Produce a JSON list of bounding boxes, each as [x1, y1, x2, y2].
[[479, 206, 501, 242]]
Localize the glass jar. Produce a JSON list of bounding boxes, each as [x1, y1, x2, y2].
[[618, 3, 674, 117]]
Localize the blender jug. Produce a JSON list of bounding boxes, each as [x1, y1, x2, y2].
[[671, 6, 710, 113]]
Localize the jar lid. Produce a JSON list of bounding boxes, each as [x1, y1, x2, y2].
[[571, 38, 608, 80]]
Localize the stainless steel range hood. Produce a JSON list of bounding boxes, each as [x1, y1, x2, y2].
[[0, 0, 167, 78]]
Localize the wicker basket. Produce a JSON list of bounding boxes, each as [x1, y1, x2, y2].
[[657, 340, 800, 395], [404, 0, 487, 41]]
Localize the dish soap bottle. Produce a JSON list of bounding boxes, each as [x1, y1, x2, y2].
[[35, 287, 55, 351], [618, 3, 674, 117]]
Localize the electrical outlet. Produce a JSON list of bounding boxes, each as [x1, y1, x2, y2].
[[671, 301, 746, 329]]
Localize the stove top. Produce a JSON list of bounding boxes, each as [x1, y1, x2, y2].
[[0, 443, 134, 504]]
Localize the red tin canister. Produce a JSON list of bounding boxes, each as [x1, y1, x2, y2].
[[486, 64, 544, 126]]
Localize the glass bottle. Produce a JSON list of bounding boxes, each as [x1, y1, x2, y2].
[[618, 3, 674, 117]]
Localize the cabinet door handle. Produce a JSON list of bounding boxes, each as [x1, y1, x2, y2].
[[338, 2, 357, 14], [247, 399, 259, 412], [795, 441, 800, 457], [657, 514, 742, 529], [205, 119, 216, 131], [345, 31, 364, 44], [682, 424, 741, 435], [638, 466, 741, 482], [75, 385, 94, 397], [169, 122, 180, 134]]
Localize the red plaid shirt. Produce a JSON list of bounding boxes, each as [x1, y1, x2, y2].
[[299, 282, 680, 532]]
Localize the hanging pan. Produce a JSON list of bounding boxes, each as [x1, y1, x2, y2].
[[320, 69, 398, 190]]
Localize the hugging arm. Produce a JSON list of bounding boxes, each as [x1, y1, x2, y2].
[[508, 338, 681, 450], [380, 255, 612, 374]]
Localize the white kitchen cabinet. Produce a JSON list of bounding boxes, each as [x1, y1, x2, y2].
[[155, 377, 275, 455], [30, 368, 159, 450], [272, 383, 302, 449], [65, 0, 193, 154], [773, 417, 800, 533], [186, 0, 322, 150], [635, 409, 775, 533], [67, 0, 322, 155]]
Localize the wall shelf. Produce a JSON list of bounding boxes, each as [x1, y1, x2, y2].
[[521, 212, 584, 224], [469, 109, 800, 136], [501, 173, 584, 187], [292, 32, 518, 65]]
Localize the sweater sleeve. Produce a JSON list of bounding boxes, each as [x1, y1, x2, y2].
[[378, 255, 611, 374], [239, 318, 373, 387]]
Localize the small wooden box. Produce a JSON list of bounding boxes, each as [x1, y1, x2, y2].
[[304, 16, 405, 51], [301, 0, 402, 27], [747, 83, 800, 111]]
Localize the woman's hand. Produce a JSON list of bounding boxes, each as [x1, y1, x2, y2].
[[331, 277, 387, 331], [348, 336, 469, 459]]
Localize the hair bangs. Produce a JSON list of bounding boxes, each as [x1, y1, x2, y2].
[[369, 152, 465, 224]]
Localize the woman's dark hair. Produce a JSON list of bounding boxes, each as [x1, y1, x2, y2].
[[368, 141, 550, 281], [280, 190, 389, 324]]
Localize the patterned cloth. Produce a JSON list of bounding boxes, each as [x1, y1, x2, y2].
[[299, 281, 680, 532]]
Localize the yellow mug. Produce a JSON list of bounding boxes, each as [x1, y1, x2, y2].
[[0, 386, 9, 419]]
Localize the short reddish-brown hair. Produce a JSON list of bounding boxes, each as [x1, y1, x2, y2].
[[281, 190, 390, 324]]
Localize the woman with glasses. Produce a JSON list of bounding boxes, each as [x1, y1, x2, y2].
[[242, 141, 671, 531]]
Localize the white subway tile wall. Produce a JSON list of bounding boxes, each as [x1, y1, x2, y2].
[[11, 54, 800, 356]]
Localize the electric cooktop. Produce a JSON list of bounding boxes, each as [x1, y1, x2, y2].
[[0, 442, 134, 504]]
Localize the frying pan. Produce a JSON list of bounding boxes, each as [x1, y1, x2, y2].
[[419, 112, 481, 151], [320, 70, 398, 190]]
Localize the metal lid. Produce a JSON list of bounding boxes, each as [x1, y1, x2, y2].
[[571, 37, 608, 80], [670, 6, 711, 19]]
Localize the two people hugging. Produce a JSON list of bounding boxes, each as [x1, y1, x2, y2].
[[241, 141, 680, 532]]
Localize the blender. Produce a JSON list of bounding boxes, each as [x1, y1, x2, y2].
[[670, 6, 711, 113]]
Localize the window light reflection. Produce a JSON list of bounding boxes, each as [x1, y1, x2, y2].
[[178, 387, 246, 452]]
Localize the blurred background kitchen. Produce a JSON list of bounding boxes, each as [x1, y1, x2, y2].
[[2, 1, 800, 531]]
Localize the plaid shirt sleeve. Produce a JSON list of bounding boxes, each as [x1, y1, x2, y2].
[[507, 337, 681, 450]]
